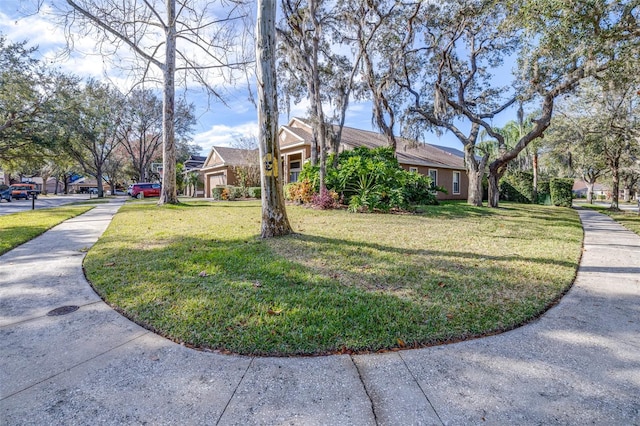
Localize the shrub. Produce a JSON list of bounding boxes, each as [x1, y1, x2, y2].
[[302, 147, 440, 212], [550, 178, 574, 207], [537, 180, 551, 205], [211, 187, 224, 200], [221, 187, 231, 200], [311, 188, 339, 210], [248, 187, 261, 199], [231, 186, 245, 199], [500, 171, 534, 203], [285, 180, 316, 203]]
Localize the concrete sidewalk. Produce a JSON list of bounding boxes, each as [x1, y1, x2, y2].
[[1, 205, 639, 425]]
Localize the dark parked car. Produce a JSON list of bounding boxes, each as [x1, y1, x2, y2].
[[129, 183, 161, 198], [0, 185, 11, 202]]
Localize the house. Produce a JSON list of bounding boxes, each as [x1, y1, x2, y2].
[[182, 155, 207, 197], [68, 177, 112, 194], [572, 180, 610, 199], [201, 146, 259, 198], [278, 118, 469, 200]]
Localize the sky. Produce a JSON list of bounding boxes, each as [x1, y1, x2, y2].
[[0, 0, 490, 158]]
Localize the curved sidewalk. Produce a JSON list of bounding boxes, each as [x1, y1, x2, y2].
[[1, 206, 639, 425]]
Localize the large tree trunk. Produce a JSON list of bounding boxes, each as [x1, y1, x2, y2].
[[159, 0, 178, 205], [257, 0, 292, 238], [464, 144, 485, 206], [487, 172, 500, 208], [488, 162, 508, 208]]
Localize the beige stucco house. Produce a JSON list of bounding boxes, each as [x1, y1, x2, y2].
[[201, 146, 259, 198], [278, 118, 469, 200]]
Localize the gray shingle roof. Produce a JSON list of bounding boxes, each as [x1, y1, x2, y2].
[[282, 120, 465, 170], [213, 146, 259, 166]]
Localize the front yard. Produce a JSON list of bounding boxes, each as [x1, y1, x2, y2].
[[85, 201, 583, 355]]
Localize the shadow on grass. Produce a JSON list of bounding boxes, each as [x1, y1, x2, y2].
[[86, 225, 579, 356]]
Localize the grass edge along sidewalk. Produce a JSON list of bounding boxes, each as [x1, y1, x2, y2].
[[0, 205, 94, 256], [577, 203, 640, 236], [85, 201, 583, 356]]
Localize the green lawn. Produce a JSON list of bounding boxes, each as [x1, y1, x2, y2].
[[0, 206, 94, 255], [85, 201, 583, 355]]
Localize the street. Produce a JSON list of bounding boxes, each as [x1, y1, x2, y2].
[[0, 194, 119, 216]]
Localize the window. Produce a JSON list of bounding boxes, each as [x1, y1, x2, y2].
[[453, 171, 461, 194], [428, 169, 438, 189], [289, 160, 302, 183], [409, 167, 418, 173]]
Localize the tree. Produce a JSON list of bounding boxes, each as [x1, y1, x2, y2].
[[0, 36, 65, 164], [62, 79, 125, 197], [398, 0, 516, 206], [54, 0, 249, 205], [398, 0, 638, 207], [256, 0, 292, 237], [545, 111, 607, 204], [118, 88, 195, 182]]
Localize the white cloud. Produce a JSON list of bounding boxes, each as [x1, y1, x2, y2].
[[193, 122, 259, 155]]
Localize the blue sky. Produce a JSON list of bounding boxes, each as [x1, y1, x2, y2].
[[0, 0, 497, 157]]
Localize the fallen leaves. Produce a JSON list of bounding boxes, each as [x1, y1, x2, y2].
[[267, 308, 283, 315]]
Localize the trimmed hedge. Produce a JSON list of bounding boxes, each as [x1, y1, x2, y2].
[[550, 178, 574, 207], [500, 171, 534, 203], [211, 185, 261, 200], [537, 180, 551, 205]]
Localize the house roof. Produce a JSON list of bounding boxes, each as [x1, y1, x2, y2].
[[279, 118, 465, 170], [202, 146, 258, 170], [572, 180, 610, 192]]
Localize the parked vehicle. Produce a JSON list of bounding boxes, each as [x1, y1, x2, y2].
[[10, 183, 39, 200], [0, 185, 11, 202], [129, 183, 161, 198]]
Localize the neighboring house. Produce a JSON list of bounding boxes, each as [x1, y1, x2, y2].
[[572, 180, 610, 199], [278, 118, 469, 200], [68, 177, 112, 194], [201, 146, 259, 198], [182, 155, 207, 197]]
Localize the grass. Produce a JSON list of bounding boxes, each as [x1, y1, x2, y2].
[[0, 206, 94, 255], [578, 202, 640, 236], [84, 201, 583, 356]]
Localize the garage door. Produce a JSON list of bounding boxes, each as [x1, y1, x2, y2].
[[208, 172, 226, 188]]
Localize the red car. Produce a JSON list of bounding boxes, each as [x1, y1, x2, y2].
[[129, 183, 161, 198]]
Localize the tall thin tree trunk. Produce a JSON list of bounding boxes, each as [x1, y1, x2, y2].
[[257, 0, 292, 238], [586, 182, 594, 204], [159, 0, 178, 205], [611, 166, 620, 210], [532, 150, 538, 203]]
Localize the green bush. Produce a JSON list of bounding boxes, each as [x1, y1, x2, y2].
[[211, 187, 224, 200], [537, 180, 551, 205], [550, 178, 574, 207], [301, 146, 439, 212], [248, 187, 261, 199], [500, 171, 534, 203]]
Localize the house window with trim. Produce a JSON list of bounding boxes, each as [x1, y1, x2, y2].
[[453, 171, 461, 194], [409, 167, 418, 173], [289, 161, 301, 183], [428, 169, 438, 189]]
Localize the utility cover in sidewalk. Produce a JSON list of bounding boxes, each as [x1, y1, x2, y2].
[[47, 305, 79, 316]]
